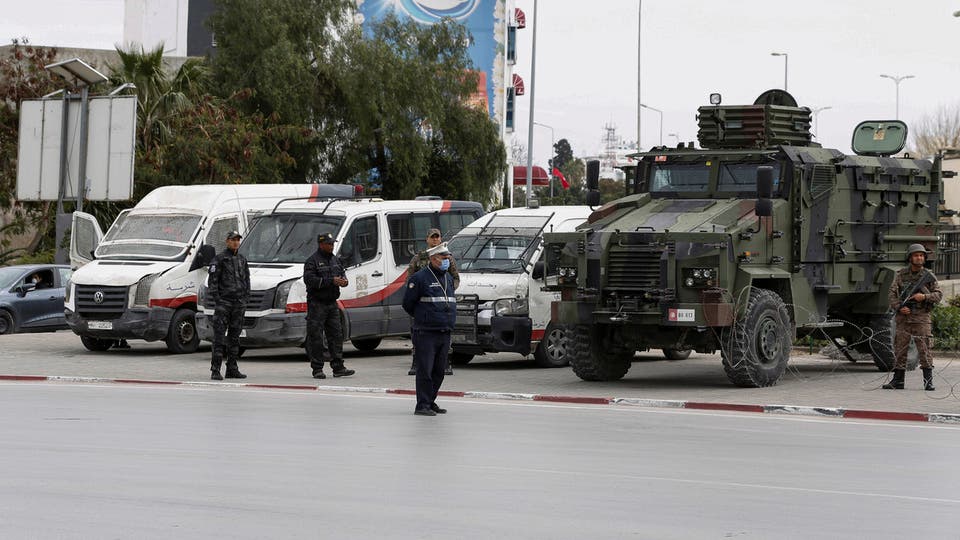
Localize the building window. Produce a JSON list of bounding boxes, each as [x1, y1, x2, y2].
[[506, 87, 515, 131], [507, 26, 516, 64]]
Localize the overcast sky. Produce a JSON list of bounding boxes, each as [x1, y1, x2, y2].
[[5, 0, 960, 168]]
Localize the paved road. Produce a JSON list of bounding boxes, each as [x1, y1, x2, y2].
[[3, 332, 960, 414], [2, 382, 959, 539]]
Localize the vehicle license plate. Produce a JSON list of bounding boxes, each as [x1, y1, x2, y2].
[[88, 321, 113, 330]]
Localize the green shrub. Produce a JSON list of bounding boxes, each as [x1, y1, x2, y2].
[[932, 304, 960, 351]]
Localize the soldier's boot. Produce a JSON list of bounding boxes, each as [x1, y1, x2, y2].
[[882, 369, 905, 390], [332, 362, 355, 378], [211, 358, 223, 380], [224, 360, 246, 379], [922, 368, 935, 391]]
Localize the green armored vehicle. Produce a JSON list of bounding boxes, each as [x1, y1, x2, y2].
[[543, 90, 953, 387]]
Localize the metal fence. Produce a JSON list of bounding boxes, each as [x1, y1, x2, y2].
[[936, 226, 960, 279]]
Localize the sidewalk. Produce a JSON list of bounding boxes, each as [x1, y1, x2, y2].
[[3, 331, 959, 419]]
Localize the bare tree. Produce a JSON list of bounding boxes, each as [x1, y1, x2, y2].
[[910, 104, 960, 157]]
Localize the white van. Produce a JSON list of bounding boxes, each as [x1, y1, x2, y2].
[[447, 205, 593, 368], [65, 183, 356, 353], [195, 197, 484, 351]]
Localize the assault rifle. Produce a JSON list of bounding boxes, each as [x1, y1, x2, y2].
[[898, 270, 935, 311]]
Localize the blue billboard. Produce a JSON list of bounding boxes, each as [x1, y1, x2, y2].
[[356, 0, 506, 125]]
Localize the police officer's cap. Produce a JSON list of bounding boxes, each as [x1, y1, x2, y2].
[[226, 230, 242, 240], [427, 243, 450, 257], [317, 233, 336, 244]]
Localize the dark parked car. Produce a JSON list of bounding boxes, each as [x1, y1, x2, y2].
[[0, 264, 72, 334]]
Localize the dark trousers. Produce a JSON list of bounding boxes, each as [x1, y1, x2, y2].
[[211, 301, 244, 373], [307, 301, 343, 372], [414, 329, 450, 410]]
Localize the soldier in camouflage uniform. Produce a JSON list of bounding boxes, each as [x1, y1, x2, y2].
[[885, 244, 942, 391], [208, 230, 250, 380], [407, 228, 459, 376]]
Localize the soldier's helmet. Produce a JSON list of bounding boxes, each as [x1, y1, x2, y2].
[[907, 243, 929, 261]]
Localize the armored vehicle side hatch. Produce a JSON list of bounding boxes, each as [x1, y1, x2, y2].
[[851, 120, 908, 157]]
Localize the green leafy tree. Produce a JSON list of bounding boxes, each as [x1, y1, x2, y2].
[[552, 138, 574, 170], [424, 104, 506, 202]]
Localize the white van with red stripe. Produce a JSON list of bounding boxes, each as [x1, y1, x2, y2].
[[64, 183, 356, 353], [447, 205, 593, 368], [195, 197, 483, 352]]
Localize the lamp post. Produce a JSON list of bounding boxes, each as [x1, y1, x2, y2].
[[811, 106, 832, 139], [524, 0, 539, 207], [639, 103, 662, 146], [667, 132, 680, 146], [534, 121, 554, 197], [879, 74, 914, 120], [770, 52, 788, 91]]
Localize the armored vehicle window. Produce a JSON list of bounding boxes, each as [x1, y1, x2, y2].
[[650, 164, 710, 193], [718, 163, 781, 194]]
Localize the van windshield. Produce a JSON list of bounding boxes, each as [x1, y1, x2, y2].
[[96, 213, 202, 259], [448, 214, 550, 273], [241, 214, 344, 263]]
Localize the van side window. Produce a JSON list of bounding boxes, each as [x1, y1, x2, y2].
[[388, 213, 434, 264], [439, 211, 480, 238], [205, 216, 239, 248], [339, 216, 379, 267]]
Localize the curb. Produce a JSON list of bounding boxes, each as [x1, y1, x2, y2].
[[2, 374, 958, 425]]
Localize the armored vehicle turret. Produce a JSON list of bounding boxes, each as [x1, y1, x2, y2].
[[543, 90, 953, 387]]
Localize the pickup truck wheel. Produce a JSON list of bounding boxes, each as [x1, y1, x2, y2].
[[534, 323, 571, 368], [721, 288, 791, 387], [663, 348, 692, 360], [450, 352, 474, 365], [568, 324, 633, 381], [165, 309, 199, 354], [351, 337, 382, 352], [81, 335, 114, 352], [0, 310, 14, 335]]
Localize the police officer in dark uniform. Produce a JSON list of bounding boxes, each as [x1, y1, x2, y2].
[[407, 228, 459, 376], [403, 243, 456, 416], [208, 230, 250, 380], [304, 232, 355, 379]]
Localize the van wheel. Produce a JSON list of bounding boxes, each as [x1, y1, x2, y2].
[[534, 323, 570, 368], [351, 337, 382, 352], [0, 310, 14, 335], [166, 309, 199, 354], [663, 348, 692, 360], [450, 352, 474, 365], [81, 335, 114, 352]]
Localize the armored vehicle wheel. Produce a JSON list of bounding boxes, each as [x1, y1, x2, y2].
[[81, 335, 114, 352], [165, 308, 199, 354], [568, 324, 633, 381], [534, 323, 571, 368], [721, 288, 791, 388], [351, 337, 382, 352], [663, 348, 692, 360], [450, 352, 474, 365], [850, 313, 896, 372]]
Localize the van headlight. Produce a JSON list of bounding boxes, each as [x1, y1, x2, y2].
[[274, 278, 298, 309], [493, 297, 528, 316], [132, 273, 160, 307]]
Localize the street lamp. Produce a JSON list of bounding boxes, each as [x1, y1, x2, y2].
[[667, 132, 680, 146], [639, 103, 662, 146], [811, 106, 832, 139], [770, 52, 788, 92], [879, 74, 914, 120], [533, 121, 555, 197]]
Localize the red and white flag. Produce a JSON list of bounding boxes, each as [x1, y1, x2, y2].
[[553, 167, 570, 189]]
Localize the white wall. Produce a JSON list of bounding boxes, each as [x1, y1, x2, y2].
[[122, 0, 188, 56]]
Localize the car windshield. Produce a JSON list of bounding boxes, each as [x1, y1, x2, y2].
[[240, 214, 344, 263], [0, 267, 25, 290], [97, 212, 202, 259], [718, 163, 782, 193], [448, 234, 538, 273], [650, 163, 711, 193]]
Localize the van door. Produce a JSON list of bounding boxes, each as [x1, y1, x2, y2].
[[70, 212, 104, 269], [337, 215, 386, 339]]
